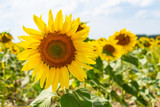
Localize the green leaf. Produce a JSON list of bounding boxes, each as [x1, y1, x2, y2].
[[114, 74, 123, 86], [94, 56, 103, 72], [30, 87, 56, 107], [60, 88, 92, 107], [111, 91, 121, 102], [122, 84, 138, 97], [60, 88, 112, 107], [103, 50, 113, 57], [137, 95, 147, 106], [91, 95, 112, 107], [130, 81, 139, 91], [105, 65, 114, 77], [121, 54, 139, 67]]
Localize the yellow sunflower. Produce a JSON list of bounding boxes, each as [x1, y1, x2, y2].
[[9, 44, 20, 54], [17, 10, 95, 92], [139, 37, 153, 48], [0, 32, 13, 49], [98, 39, 123, 61], [87, 40, 100, 59], [156, 36, 160, 41], [109, 28, 137, 53], [76, 19, 88, 32]]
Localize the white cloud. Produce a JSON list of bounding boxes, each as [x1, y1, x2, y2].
[[0, 0, 159, 43], [127, 0, 153, 7]]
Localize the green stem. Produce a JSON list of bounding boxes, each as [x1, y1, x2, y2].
[[84, 82, 86, 88], [1, 97, 5, 107], [66, 89, 69, 94]]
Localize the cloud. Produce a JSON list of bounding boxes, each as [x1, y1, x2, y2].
[[0, 0, 159, 43], [126, 0, 153, 7]]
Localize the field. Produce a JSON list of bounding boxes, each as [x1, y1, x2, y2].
[[1, 11, 160, 107]]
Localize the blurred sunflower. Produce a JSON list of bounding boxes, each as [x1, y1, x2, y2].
[[76, 19, 88, 32], [139, 37, 153, 48], [87, 40, 100, 59], [9, 44, 20, 54], [109, 28, 137, 53], [98, 39, 123, 61], [0, 32, 13, 48], [17, 10, 95, 92], [156, 36, 160, 41]]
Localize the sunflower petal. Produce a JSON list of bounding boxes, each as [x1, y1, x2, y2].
[[33, 15, 48, 34], [52, 69, 60, 93], [55, 10, 63, 31], [48, 9, 55, 32], [23, 26, 44, 39], [45, 68, 55, 89], [40, 65, 49, 88], [68, 61, 85, 81], [17, 49, 38, 60]]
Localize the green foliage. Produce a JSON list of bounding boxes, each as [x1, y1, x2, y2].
[[60, 88, 112, 107], [0, 50, 42, 106]]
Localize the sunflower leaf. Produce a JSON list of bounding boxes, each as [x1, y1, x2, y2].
[[30, 86, 56, 107], [121, 54, 139, 67], [103, 50, 114, 57]]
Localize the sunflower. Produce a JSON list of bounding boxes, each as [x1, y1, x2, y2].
[[156, 36, 160, 41], [109, 28, 137, 53], [76, 19, 88, 32], [0, 32, 13, 49], [98, 39, 123, 61], [9, 44, 20, 54], [87, 40, 100, 59], [17, 10, 95, 92], [139, 37, 153, 48]]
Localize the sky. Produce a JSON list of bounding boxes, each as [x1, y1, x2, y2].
[[0, 0, 160, 43]]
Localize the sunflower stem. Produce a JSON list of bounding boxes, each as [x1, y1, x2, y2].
[[84, 82, 86, 88], [66, 89, 69, 94]]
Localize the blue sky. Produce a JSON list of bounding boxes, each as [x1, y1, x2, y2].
[[0, 0, 160, 43]]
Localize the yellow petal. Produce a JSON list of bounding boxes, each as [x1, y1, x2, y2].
[[52, 69, 60, 93], [34, 63, 47, 83], [67, 19, 79, 36], [23, 26, 44, 39], [21, 53, 41, 71], [40, 65, 49, 88], [62, 14, 72, 33], [45, 68, 55, 89], [76, 53, 96, 64], [55, 10, 63, 31], [17, 49, 38, 60], [77, 60, 93, 70], [68, 61, 85, 81], [33, 15, 48, 34], [48, 9, 55, 32], [59, 67, 69, 89], [72, 27, 90, 40]]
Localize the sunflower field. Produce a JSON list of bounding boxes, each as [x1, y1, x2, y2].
[[1, 10, 160, 107]]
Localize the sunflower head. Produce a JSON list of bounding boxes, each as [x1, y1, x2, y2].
[[9, 44, 20, 54], [109, 28, 137, 53], [17, 10, 95, 92], [156, 36, 160, 41], [0, 32, 13, 44], [76, 19, 89, 32], [87, 40, 100, 59], [139, 37, 152, 48], [98, 39, 123, 61]]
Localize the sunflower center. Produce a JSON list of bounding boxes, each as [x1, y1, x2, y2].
[[76, 24, 83, 32], [103, 45, 115, 54], [1, 35, 11, 43], [116, 34, 130, 45], [144, 42, 151, 47], [40, 33, 76, 68]]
